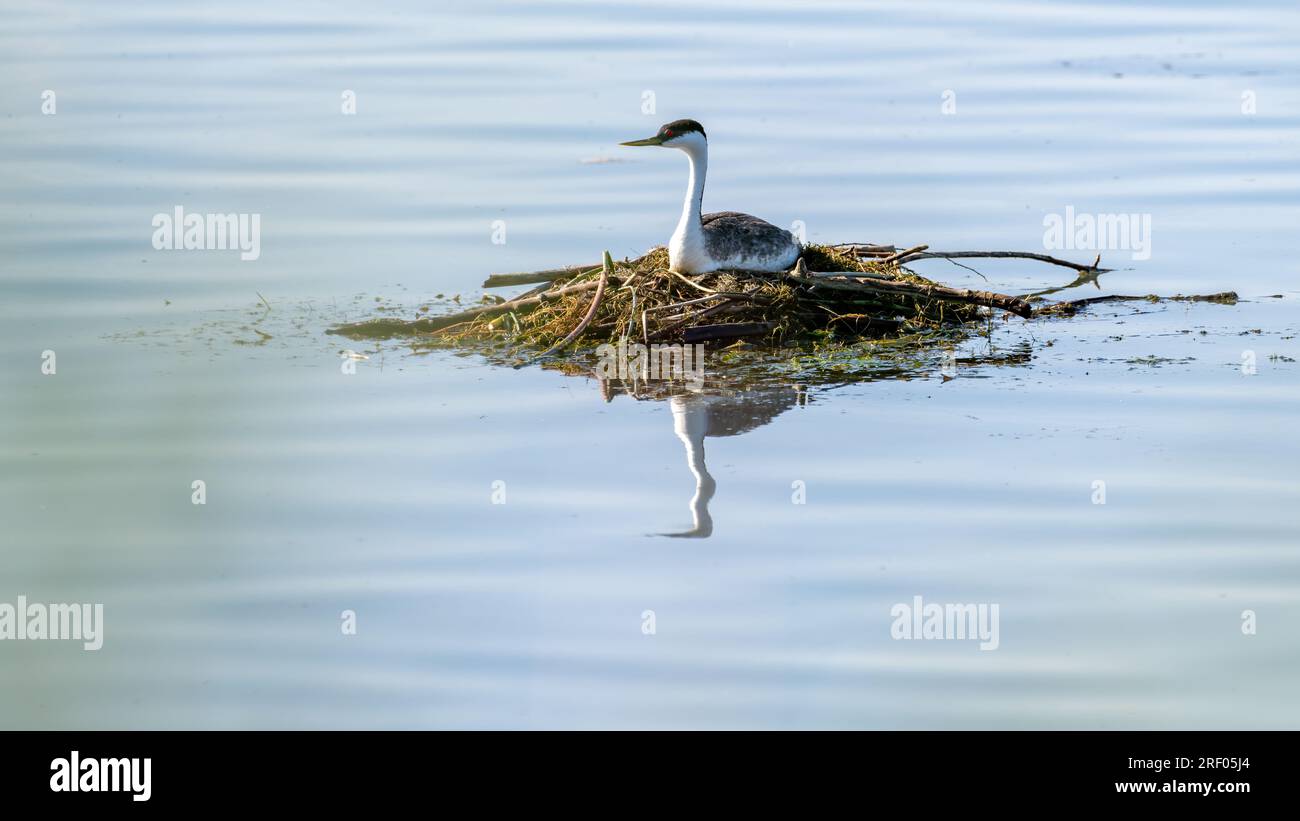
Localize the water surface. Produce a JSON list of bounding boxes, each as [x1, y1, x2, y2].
[[1, 0, 1298, 728]]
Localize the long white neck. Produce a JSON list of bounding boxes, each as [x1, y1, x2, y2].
[[674, 139, 708, 243]]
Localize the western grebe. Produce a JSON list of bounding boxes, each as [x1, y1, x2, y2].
[[621, 119, 801, 274]]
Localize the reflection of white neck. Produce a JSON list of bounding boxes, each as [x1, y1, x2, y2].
[[673, 397, 708, 481], [666, 396, 715, 538], [669, 137, 709, 272]]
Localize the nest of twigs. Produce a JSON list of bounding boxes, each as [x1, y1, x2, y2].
[[327, 243, 1065, 354], [468, 245, 991, 348], [324, 241, 1245, 390]]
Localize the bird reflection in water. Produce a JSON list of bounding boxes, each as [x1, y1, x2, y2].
[[597, 375, 805, 538], [592, 338, 1034, 537]]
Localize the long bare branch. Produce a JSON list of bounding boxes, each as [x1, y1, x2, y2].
[[790, 271, 1035, 318], [891, 250, 1107, 273]]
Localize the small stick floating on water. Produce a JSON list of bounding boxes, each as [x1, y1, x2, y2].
[[1035, 291, 1239, 316], [482, 265, 601, 289]]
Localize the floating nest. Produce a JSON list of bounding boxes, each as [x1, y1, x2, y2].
[[331, 244, 1042, 343], [327, 242, 1237, 383]]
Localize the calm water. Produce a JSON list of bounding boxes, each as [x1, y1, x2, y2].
[[2, 0, 1298, 728]]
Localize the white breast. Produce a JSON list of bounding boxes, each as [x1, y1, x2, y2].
[[669, 223, 718, 273]]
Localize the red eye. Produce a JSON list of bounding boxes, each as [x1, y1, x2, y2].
[[664, 130, 674, 137]]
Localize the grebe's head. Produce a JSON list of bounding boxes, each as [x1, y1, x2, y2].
[[620, 119, 706, 151]]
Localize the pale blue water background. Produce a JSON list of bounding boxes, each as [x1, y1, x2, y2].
[[1, 0, 1298, 728]]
